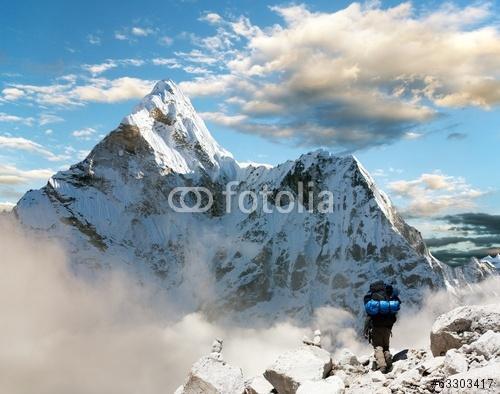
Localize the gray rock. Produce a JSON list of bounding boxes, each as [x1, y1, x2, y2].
[[465, 330, 500, 360], [336, 348, 360, 367], [442, 361, 500, 393], [264, 345, 332, 394], [419, 356, 445, 375], [331, 370, 348, 386], [245, 376, 274, 394], [389, 369, 421, 390], [430, 304, 500, 356], [296, 376, 345, 394], [178, 355, 246, 394], [444, 349, 468, 376]]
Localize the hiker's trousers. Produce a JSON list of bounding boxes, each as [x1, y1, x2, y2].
[[371, 326, 391, 351]]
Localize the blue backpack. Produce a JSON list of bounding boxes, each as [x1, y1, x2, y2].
[[364, 281, 400, 317]]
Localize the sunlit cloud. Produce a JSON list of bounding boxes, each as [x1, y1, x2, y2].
[[0, 112, 34, 126], [0, 135, 72, 162], [0, 164, 53, 185], [388, 172, 485, 217], [182, 2, 500, 150], [72, 127, 97, 140]]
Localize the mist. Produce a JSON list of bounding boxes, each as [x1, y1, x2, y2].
[[0, 217, 498, 393], [0, 219, 311, 393]]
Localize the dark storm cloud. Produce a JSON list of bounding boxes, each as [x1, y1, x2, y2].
[[426, 213, 500, 263], [425, 235, 500, 248], [441, 213, 500, 235], [432, 247, 500, 264]]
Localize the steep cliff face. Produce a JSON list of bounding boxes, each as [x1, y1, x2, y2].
[[14, 80, 484, 323]]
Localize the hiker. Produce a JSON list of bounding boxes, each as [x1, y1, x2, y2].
[[363, 280, 401, 373]]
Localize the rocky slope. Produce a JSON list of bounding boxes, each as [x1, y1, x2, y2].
[[13, 80, 493, 323], [176, 304, 500, 394]]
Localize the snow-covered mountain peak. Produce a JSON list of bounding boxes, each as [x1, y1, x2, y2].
[[97, 79, 236, 178], [14, 79, 495, 325]]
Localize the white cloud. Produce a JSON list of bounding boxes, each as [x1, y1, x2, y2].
[[114, 32, 128, 41], [0, 135, 68, 162], [84, 61, 118, 75], [184, 66, 211, 74], [87, 34, 101, 45], [199, 12, 223, 25], [0, 202, 14, 212], [388, 172, 485, 217], [0, 164, 54, 185], [187, 2, 500, 149], [39, 113, 64, 126], [152, 58, 182, 68], [6, 77, 154, 106], [179, 75, 236, 97], [199, 111, 247, 126], [174, 50, 219, 65], [1, 87, 24, 101], [404, 132, 424, 140], [83, 59, 145, 75], [0, 112, 34, 126], [131, 27, 154, 37], [159, 36, 174, 46], [72, 127, 96, 140], [6, 82, 78, 106], [72, 77, 154, 103]]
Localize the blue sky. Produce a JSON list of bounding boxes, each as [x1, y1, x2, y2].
[[0, 0, 499, 261]]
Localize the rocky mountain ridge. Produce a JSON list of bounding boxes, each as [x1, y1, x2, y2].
[[176, 304, 500, 394]]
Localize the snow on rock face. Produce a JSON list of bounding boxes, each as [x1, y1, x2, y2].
[[176, 355, 245, 394], [13, 79, 493, 325], [264, 345, 332, 393], [121, 79, 235, 176], [480, 254, 500, 269], [430, 304, 500, 356]]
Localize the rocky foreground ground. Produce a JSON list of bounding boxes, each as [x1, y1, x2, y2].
[[175, 304, 500, 393]]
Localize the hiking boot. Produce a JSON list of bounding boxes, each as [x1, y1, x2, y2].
[[384, 351, 393, 371], [374, 346, 387, 372]]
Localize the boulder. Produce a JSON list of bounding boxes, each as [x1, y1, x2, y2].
[[245, 376, 274, 394], [430, 304, 500, 356], [442, 361, 500, 394], [336, 348, 360, 367], [264, 345, 332, 394], [178, 355, 246, 394], [388, 368, 421, 390], [464, 330, 500, 359], [419, 356, 445, 375], [443, 349, 468, 376], [296, 376, 345, 394]]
